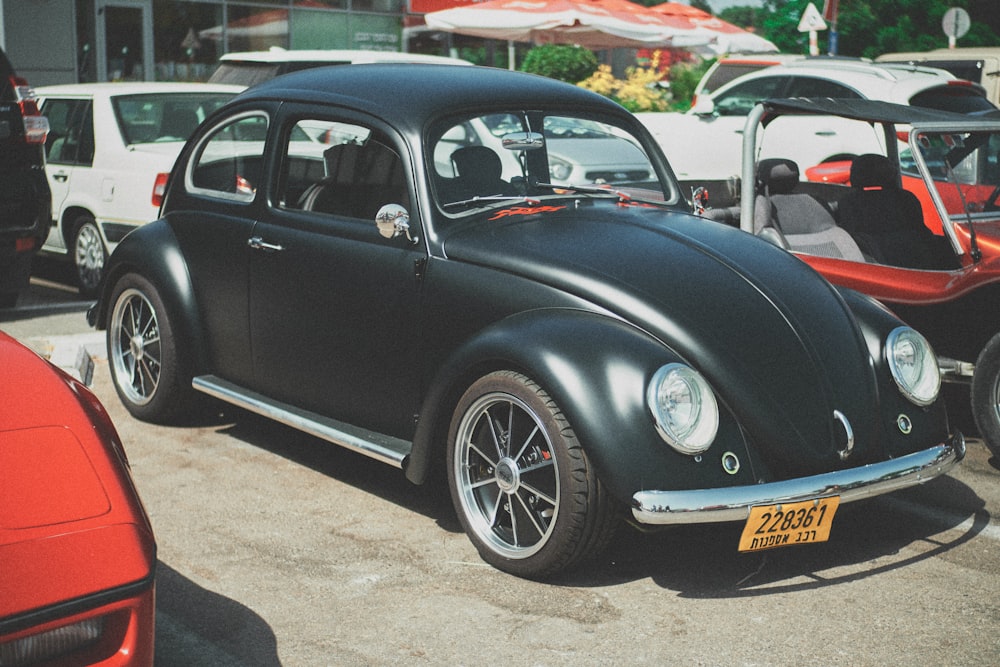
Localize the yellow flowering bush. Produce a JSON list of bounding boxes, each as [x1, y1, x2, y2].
[[577, 52, 670, 112]]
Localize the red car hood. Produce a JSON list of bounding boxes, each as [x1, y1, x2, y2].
[[0, 333, 155, 623]]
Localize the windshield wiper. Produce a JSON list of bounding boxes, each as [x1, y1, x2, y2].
[[441, 194, 541, 210], [535, 181, 631, 200], [534, 182, 669, 208]]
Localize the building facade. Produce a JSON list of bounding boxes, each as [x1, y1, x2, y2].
[[2, 0, 421, 86]]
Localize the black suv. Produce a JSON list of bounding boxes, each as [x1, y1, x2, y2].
[[0, 48, 50, 308]]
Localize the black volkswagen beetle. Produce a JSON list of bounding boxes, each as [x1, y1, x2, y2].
[[89, 64, 964, 579]]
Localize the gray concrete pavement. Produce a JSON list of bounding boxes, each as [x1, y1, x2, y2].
[[4, 272, 1000, 666]]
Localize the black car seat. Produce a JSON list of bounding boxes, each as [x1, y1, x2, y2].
[[753, 158, 866, 261], [837, 153, 956, 270], [300, 140, 407, 219], [449, 146, 518, 198]]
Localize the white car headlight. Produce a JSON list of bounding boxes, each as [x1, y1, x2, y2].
[[549, 157, 572, 182], [887, 326, 940, 406], [647, 363, 719, 455]]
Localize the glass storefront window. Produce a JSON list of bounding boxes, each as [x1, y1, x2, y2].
[[224, 5, 291, 53], [153, 0, 224, 81]]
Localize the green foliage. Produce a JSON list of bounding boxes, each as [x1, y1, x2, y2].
[[667, 59, 714, 111], [519, 44, 599, 83], [578, 56, 672, 112], [756, 0, 1000, 57], [719, 7, 765, 31]]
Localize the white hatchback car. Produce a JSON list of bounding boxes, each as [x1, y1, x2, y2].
[[638, 58, 994, 201], [37, 82, 243, 294]]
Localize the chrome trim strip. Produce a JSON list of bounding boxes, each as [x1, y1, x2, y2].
[[192, 375, 411, 468], [631, 433, 965, 525]]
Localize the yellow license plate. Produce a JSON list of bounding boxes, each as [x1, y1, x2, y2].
[[738, 497, 840, 552]]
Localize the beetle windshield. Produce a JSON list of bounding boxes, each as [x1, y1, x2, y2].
[[429, 110, 675, 213]]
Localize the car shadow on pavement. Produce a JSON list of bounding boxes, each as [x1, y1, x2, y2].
[[214, 408, 463, 533], [155, 562, 281, 666], [562, 474, 990, 596], [206, 406, 991, 595]]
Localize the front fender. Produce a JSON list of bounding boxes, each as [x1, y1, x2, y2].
[[91, 220, 208, 374], [406, 309, 756, 503]]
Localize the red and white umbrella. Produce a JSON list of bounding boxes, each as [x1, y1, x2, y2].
[[423, 0, 711, 50], [651, 3, 778, 54]]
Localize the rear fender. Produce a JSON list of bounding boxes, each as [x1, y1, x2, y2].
[[406, 309, 755, 502]]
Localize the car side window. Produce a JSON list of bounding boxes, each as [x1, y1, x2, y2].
[[42, 98, 94, 166], [712, 76, 788, 116], [785, 76, 861, 99], [279, 118, 409, 221], [188, 112, 267, 202]]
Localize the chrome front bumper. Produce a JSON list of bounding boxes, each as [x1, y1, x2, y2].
[[631, 433, 965, 525]]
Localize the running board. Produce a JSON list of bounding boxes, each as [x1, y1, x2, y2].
[[192, 375, 411, 468]]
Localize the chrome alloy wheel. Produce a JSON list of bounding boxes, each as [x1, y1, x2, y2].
[[109, 287, 162, 406], [75, 220, 106, 295], [453, 391, 560, 559]]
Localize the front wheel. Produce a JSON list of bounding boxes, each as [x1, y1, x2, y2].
[[447, 370, 618, 579], [971, 332, 1000, 460], [107, 273, 194, 423], [73, 216, 107, 297]]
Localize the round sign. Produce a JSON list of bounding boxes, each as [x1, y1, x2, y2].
[[942, 7, 971, 39]]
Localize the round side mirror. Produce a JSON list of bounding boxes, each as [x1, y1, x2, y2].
[[375, 203, 417, 244]]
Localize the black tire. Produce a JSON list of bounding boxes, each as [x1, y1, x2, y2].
[[107, 273, 194, 423], [73, 215, 106, 297], [447, 370, 618, 579], [971, 331, 1000, 460]]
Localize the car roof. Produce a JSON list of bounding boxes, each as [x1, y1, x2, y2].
[[234, 64, 628, 130], [713, 58, 974, 103], [35, 82, 246, 97], [218, 48, 471, 66], [877, 47, 1000, 62], [757, 96, 995, 127]]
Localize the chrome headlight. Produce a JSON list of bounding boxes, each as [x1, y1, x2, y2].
[[647, 363, 719, 455], [887, 326, 940, 406]]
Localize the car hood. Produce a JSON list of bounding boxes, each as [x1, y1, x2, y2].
[[549, 137, 649, 168], [442, 201, 882, 477], [0, 334, 155, 623]]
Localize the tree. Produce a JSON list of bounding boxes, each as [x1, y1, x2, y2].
[[520, 44, 599, 83], [755, 0, 999, 58]]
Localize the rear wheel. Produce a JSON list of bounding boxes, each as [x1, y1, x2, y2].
[[971, 332, 1000, 461], [447, 370, 618, 579], [73, 215, 106, 297], [107, 273, 193, 423]]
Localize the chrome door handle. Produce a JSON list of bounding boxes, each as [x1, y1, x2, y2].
[[247, 236, 284, 252], [52, 173, 68, 182]]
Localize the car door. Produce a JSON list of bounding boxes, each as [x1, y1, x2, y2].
[[170, 109, 271, 387], [40, 96, 92, 252], [248, 111, 425, 440]]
